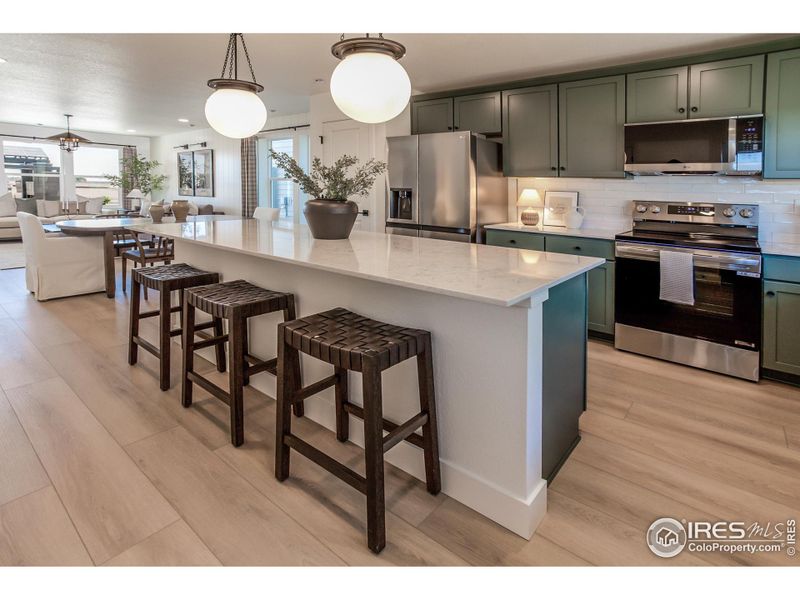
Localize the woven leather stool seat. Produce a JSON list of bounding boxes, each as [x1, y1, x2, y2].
[[182, 279, 299, 447], [283, 307, 429, 372], [133, 263, 219, 292], [128, 263, 224, 391], [275, 307, 440, 554], [185, 280, 293, 319]]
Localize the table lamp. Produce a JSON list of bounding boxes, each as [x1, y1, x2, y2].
[[126, 188, 144, 210], [517, 188, 542, 226]]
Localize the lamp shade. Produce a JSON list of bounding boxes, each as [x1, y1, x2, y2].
[[517, 188, 542, 207], [205, 87, 267, 139], [127, 188, 144, 200], [330, 52, 411, 124]]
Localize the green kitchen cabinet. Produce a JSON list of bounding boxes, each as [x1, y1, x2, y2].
[[558, 75, 626, 178], [411, 98, 454, 134], [763, 280, 800, 378], [688, 55, 764, 118], [502, 85, 558, 177], [454, 92, 502, 135], [485, 229, 545, 251], [587, 261, 615, 335], [626, 66, 689, 123], [764, 48, 800, 179]]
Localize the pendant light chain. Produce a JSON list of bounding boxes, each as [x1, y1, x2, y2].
[[217, 33, 258, 85]]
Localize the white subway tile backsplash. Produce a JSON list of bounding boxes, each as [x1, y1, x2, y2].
[[512, 175, 800, 243]]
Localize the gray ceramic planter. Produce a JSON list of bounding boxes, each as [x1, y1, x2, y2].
[[304, 199, 358, 239]]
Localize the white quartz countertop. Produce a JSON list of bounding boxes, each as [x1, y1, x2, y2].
[[485, 222, 625, 240], [129, 219, 604, 307], [761, 242, 800, 258]]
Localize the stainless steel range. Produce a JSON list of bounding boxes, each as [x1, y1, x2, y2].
[[614, 201, 762, 381]]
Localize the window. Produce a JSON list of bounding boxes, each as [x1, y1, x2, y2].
[[2, 140, 61, 200], [73, 146, 121, 204], [257, 132, 310, 223]]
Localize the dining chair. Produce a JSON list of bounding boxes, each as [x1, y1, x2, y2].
[[122, 232, 175, 299]]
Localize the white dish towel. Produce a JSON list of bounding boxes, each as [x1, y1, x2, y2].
[[659, 250, 695, 306]]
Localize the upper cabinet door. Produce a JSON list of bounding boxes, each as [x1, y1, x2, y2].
[[764, 48, 800, 179], [559, 75, 626, 178], [411, 98, 454, 134], [626, 66, 689, 123], [688, 55, 764, 119], [454, 92, 502, 135], [502, 85, 558, 177]]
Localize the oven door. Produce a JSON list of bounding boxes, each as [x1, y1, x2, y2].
[[615, 241, 762, 350]]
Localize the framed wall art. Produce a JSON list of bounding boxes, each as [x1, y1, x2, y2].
[[192, 149, 215, 197], [177, 151, 195, 196], [543, 190, 579, 227]]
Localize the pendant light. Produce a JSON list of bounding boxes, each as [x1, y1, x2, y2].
[[330, 34, 411, 124], [205, 33, 267, 139], [46, 114, 90, 152]]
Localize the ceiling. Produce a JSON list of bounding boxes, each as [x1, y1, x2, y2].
[[0, 33, 791, 137]]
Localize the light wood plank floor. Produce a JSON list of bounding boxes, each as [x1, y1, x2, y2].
[[0, 263, 798, 566]]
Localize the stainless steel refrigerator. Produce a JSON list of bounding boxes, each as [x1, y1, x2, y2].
[[385, 131, 507, 243]]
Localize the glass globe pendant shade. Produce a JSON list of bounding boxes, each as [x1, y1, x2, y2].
[[204, 87, 267, 139], [330, 52, 411, 124]]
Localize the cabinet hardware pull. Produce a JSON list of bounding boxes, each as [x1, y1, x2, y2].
[[766, 291, 776, 297], [447, 126, 453, 130], [551, 167, 557, 171], [691, 106, 698, 112], [560, 166, 566, 171], [573, 246, 581, 250], [509, 240, 517, 244], [678, 107, 686, 113]]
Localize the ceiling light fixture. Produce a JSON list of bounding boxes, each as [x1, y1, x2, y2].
[[126, 129, 137, 133], [0, 58, 7, 64], [46, 114, 89, 152], [178, 118, 189, 123], [205, 33, 267, 139], [330, 34, 410, 124]]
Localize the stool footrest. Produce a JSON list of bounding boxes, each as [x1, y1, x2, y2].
[[193, 334, 229, 350], [284, 433, 367, 494], [187, 371, 229, 406], [245, 356, 277, 377], [132, 335, 160, 359], [171, 320, 216, 339], [382, 412, 429, 453], [139, 305, 182, 319], [343, 403, 426, 450], [294, 374, 339, 403]]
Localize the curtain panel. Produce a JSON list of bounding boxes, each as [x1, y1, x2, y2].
[[241, 136, 258, 218], [121, 146, 137, 210]]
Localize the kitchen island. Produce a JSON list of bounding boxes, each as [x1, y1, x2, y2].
[[129, 218, 603, 538]]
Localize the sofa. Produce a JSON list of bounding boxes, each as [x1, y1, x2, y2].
[[0, 194, 102, 240]]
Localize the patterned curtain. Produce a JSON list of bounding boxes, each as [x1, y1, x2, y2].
[[121, 146, 137, 210], [241, 136, 258, 218]]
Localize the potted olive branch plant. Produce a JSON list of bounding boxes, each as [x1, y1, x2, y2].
[[269, 150, 386, 239]]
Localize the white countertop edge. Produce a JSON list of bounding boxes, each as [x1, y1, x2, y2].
[[485, 222, 625, 240], [130, 222, 604, 308]]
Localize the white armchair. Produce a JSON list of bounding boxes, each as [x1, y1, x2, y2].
[[17, 212, 106, 301]]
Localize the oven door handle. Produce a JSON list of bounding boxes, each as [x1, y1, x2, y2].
[[615, 242, 762, 274]]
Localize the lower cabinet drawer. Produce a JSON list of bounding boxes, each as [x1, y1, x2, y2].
[[545, 235, 615, 260], [486, 230, 545, 251], [763, 255, 800, 284]]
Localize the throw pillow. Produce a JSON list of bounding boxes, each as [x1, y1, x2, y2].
[[77, 195, 103, 215], [36, 199, 61, 218], [15, 197, 38, 215], [198, 204, 214, 215], [0, 192, 16, 217]]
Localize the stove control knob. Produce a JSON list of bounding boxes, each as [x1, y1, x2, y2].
[[722, 207, 737, 218], [650, 205, 662, 214], [635, 204, 648, 214], [739, 208, 754, 219]]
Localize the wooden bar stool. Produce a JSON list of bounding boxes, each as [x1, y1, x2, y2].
[[129, 263, 226, 391], [182, 279, 300, 447], [275, 307, 441, 554]]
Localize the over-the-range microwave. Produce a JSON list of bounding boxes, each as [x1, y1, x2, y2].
[[623, 116, 763, 176]]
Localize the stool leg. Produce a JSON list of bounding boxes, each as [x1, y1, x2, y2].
[[242, 321, 250, 386], [228, 314, 246, 447], [284, 298, 304, 418], [128, 278, 141, 365], [362, 359, 386, 553], [417, 335, 441, 495], [334, 367, 349, 442], [122, 254, 128, 292], [158, 288, 172, 391], [213, 317, 226, 372], [181, 299, 196, 408], [275, 324, 295, 481]]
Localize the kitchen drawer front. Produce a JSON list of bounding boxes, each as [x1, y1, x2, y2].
[[545, 235, 615, 260], [588, 261, 615, 335], [485, 230, 545, 251], [763, 255, 800, 284]]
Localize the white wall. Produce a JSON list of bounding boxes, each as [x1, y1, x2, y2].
[[510, 175, 800, 244]]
